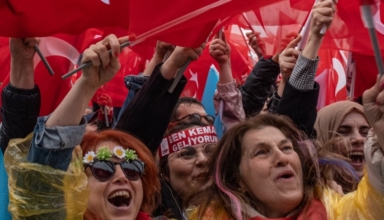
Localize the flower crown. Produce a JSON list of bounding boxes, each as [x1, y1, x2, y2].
[[83, 146, 139, 164]]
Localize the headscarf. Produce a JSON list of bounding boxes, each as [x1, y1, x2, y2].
[[314, 101, 366, 144]]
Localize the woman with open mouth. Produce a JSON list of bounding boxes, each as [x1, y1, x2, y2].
[[80, 130, 160, 219], [315, 100, 370, 193], [189, 108, 384, 219], [4, 34, 204, 219]]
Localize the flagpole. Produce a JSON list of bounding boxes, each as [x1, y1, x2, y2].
[[297, 0, 321, 50], [62, 41, 132, 79], [34, 45, 55, 76], [361, 4, 384, 75]]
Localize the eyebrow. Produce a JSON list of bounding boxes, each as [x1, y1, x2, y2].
[[253, 139, 292, 149], [338, 125, 371, 129]]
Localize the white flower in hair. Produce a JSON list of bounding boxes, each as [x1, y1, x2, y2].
[[113, 146, 126, 159], [83, 151, 96, 164]]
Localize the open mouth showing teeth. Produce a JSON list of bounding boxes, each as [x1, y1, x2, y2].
[[349, 151, 364, 165], [108, 191, 131, 207]]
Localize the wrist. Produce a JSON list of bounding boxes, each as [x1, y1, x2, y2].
[[77, 76, 101, 92], [10, 59, 35, 89], [153, 54, 164, 63]]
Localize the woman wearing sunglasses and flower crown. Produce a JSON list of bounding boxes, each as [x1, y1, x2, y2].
[[4, 34, 205, 219]]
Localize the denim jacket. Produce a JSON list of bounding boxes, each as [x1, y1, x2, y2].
[[27, 116, 86, 171]]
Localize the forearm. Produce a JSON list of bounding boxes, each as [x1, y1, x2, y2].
[[277, 80, 286, 97], [302, 36, 323, 60], [218, 62, 232, 84], [160, 59, 180, 80], [214, 81, 245, 131], [288, 54, 319, 90], [10, 58, 35, 89], [45, 77, 97, 127], [142, 55, 163, 77]]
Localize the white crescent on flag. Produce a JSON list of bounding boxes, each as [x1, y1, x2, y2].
[[373, 2, 384, 35], [332, 57, 347, 96], [33, 37, 80, 70]]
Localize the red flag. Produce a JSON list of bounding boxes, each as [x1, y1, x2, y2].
[[0, 38, 11, 85], [320, 0, 384, 55], [128, 0, 287, 48], [315, 49, 348, 109], [181, 33, 253, 100], [0, 0, 130, 37], [227, 0, 312, 57], [0, 29, 106, 115], [353, 53, 381, 98]]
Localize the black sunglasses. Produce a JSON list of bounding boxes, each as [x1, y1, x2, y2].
[[175, 113, 215, 124], [85, 160, 145, 182]]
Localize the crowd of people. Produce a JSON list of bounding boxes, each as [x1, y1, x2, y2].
[[1, 0, 384, 219]]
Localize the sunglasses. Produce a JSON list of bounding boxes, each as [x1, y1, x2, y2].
[[84, 160, 145, 182]]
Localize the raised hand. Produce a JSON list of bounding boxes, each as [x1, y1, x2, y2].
[[278, 35, 302, 81], [209, 36, 231, 64], [154, 41, 175, 62], [80, 34, 129, 89], [246, 32, 265, 58], [160, 43, 205, 80], [363, 74, 384, 150], [10, 38, 39, 61], [9, 38, 40, 89], [311, 0, 337, 39]]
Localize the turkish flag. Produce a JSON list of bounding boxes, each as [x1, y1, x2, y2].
[[315, 49, 348, 109], [127, 0, 289, 47], [0, 29, 106, 116], [2, 0, 287, 46], [228, 0, 312, 57], [0, 0, 130, 37], [320, 0, 384, 55], [353, 53, 381, 99], [181, 32, 253, 100]]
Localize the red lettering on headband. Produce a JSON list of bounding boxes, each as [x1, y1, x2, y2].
[[159, 125, 218, 158]]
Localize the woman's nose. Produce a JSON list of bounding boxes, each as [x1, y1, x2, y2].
[[273, 149, 289, 167], [195, 150, 208, 166], [111, 165, 129, 184]]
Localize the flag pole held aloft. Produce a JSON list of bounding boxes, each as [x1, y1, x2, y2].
[[34, 45, 55, 76], [168, 58, 191, 93], [361, 3, 384, 76], [61, 41, 132, 79]]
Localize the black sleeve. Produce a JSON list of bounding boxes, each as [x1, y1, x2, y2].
[[240, 58, 280, 116], [275, 81, 319, 137], [115, 63, 187, 153], [0, 84, 40, 153]]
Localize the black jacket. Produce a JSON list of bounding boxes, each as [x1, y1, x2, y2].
[[0, 84, 40, 153], [240, 58, 280, 117], [115, 63, 187, 153], [276, 81, 320, 137], [153, 176, 184, 219]]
